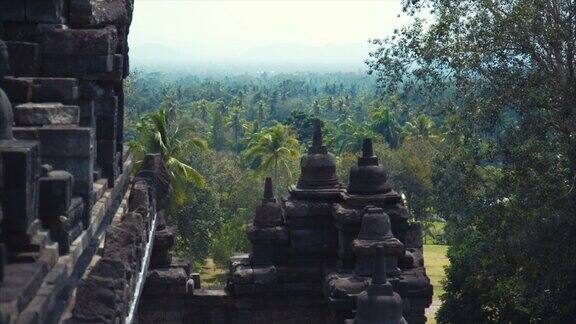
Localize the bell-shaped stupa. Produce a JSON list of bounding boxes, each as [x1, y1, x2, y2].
[[353, 246, 407, 324], [296, 121, 339, 190], [347, 138, 390, 195]]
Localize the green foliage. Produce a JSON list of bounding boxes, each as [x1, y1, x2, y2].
[[128, 102, 207, 205], [369, 0, 576, 322], [169, 187, 223, 262], [244, 124, 300, 188], [210, 217, 250, 269], [370, 106, 401, 148]]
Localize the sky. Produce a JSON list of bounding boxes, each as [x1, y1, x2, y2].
[[129, 0, 408, 71]]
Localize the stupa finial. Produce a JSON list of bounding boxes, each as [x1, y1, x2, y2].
[[263, 177, 274, 201], [312, 120, 323, 148], [362, 138, 374, 158]]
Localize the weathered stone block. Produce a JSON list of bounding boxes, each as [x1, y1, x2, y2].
[[253, 265, 277, 285], [103, 225, 136, 269], [69, 0, 129, 27], [276, 264, 322, 283], [14, 103, 79, 126], [37, 26, 118, 56], [0, 22, 38, 42], [232, 265, 254, 285], [1, 77, 33, 102], [31, 78, 79, 103], [13, 127, 39, 141], [0, 261, 49, 314], [289, 229, 338, 256], [71, 275, 119, 323], [98, 54, 123, 82], [25, 0, 68, 24], [40, 55, 113, 78], [284, 200, 335, 229], [79, 80, 104, 99], [43, 157, 92, 199], [128, 180, 149, 217], [96, 139, 117, 184], [0, 0, 26, 22], [39, 170, 73, 225], [95, 93, 118, 115], [78, 100, 95, 127], [96, 114, 117, 140], [144, 268, 187, 296], [5, 41, 39, 76], [37, 125, 92, 157], [0, 140, 40, 248]]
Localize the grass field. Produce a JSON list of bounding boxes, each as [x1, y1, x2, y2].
[[200, 258, 227, 288], [424, 244, 449, 323]]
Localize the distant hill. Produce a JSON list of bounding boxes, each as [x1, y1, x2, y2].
[[129, 42, 373, 73]]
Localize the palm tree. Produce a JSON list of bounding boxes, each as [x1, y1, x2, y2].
[[129, 104, 207, 205], [371, 106, 401, 148], [402, 115, 439, 141], [245, 124, 300, 187], [195, 99, 210, 123], [312, 99, 321, 116], [210, 110, 226, 151], [331, 118, 376, 154], [226, 108, 243, 153], [256, 100, 268, 126]]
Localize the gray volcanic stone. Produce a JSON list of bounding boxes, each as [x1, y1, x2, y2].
[[232, 265, 254, 285], [37, 125, 92, 157], [128, 180, 149, 218], [0, 140, 40, 250], [90, 258, 129, 281], [144, 268, 188, 295], [1, 77, 33, 102], [26, 0, 68, 24], [69, 0, 130, 27], [103, 225, 137, 271], [37, 26, 118, 56], [5, 41, 39, 76], [14, 103, 79, 126], [253, 265, 277, 285], [0, 0, 26, 21], [40, 55, 114, 78], [31, 78, 79, 104], [72, 275, 119, 323]]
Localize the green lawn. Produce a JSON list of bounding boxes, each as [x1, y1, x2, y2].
[[200, 258, 227, 288], [423, 244, 449, 323]]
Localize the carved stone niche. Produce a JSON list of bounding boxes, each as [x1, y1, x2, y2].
[[38, 167, 84, 254], [0, 139, 40, 252]]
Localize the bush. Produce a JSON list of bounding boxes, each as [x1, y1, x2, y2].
[[210, 217, 250, 269]]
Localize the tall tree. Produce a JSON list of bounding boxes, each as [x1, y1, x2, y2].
[[227, 108, 243, 153], [210, 111, 226, 151], [129, 105, 207, 205], [244, 124, 300, 188], [370, 106, 401, 148], [368, 0, 576, 322]]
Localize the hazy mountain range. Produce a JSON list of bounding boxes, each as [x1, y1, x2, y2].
[[129, 42, 375, 73]]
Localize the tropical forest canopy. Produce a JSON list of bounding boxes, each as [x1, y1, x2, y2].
[[125, 0, 575, 322]]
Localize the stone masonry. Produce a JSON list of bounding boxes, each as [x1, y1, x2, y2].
[[0, 1, 158, 323]]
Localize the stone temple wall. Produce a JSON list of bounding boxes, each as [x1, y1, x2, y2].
[[0, 1, 170, 323]]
